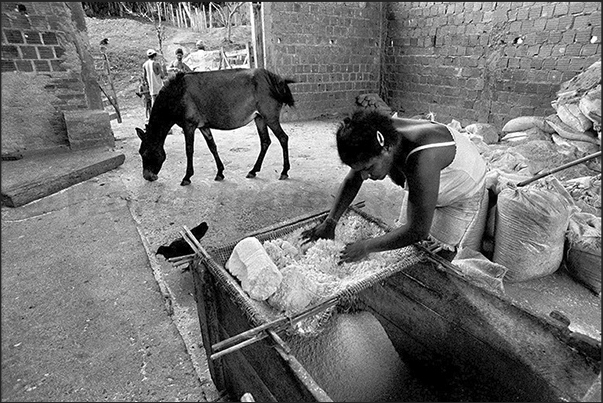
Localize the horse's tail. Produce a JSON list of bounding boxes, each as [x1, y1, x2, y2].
[[262, 68, 296, 107]]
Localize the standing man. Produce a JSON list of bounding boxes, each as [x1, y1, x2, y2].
[[183, 40, 210, 71], [142, 48, 166, 112], [167, 48, 192, 76]]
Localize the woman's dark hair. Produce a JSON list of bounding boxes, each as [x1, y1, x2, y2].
[[336, 109, 397, 165]]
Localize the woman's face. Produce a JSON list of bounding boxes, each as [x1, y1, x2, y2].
[[349, 148, 394, 181]]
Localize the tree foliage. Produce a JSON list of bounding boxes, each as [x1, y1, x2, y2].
[[82, 2, 247, 42]]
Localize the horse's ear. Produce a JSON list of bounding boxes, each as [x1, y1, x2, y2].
[[135, 127, 146, 141]]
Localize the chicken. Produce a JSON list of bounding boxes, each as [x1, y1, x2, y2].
[[156, 222, 208, 259]]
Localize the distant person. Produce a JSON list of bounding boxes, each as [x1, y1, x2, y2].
[[99, 37, 109, 53], [183, 40, 210, 72], [167, 48, 192, 76], [142, 48, 166, 111]]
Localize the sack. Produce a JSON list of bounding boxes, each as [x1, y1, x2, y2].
[[565, 212, 601, 295], [493, 178, 574, 282]]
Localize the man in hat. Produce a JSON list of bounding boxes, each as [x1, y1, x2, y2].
[[167, 48, 192, 76], [183, 40, 212, 71], [141, 48, 166, 112]]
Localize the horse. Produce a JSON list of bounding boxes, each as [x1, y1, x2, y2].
[[135, 68, 295, 186]]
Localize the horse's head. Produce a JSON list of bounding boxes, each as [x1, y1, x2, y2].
[[136, 126, 166, 181]]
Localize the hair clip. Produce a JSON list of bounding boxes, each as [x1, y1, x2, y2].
[[376, 130, 385, 147]]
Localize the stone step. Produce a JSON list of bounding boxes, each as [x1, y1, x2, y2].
[[1, 147, 125, 207]]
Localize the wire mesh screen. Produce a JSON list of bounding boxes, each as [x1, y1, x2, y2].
[[194, 207, 427, 331]]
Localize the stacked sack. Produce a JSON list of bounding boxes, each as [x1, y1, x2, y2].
[[501, 61, 601, 159]]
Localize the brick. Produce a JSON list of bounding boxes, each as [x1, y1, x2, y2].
[[540, 4, 555, 18], [1, 59, 16, 72], [580, 43, 599, 56], [542, 58, 557, 69], [556, 58, 571, 70], [569, 58, 588, 70], [574, 29, 593, 43], [20, 45, 37, 59], [583, 2, 600, 13], [15, 60, 33, 72], [588, 12, 602, 27], [574, 14, 591, 28], [562, 30, 576, 43], [38, 46, 54, 59], [24, 30, 42, 44], [54, 46, 65, 58], [558, 15, 574, 30], [519, 58, 531, 69], [528, 5, 542, 20], [565, 43, 583, 56], [4, 29, 23, 43], [1, 44, 19, 58], [516, 8, 529, 20], [553, 3, 569, 17], [533, 19, 547, 32], [42, 31, 58, 45], [548, 31, 562, 44], [33, 59, 50, 71], [569, 2, 585, 14]]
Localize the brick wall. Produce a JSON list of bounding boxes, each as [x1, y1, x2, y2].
[[1, 2, 103, 155], [382, 2, 602, 128], [262, 2, 385, 121]]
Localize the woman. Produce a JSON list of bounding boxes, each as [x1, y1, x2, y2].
[[301, 109, 488, 263]]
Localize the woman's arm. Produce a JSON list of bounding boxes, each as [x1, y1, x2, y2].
[[340, 149, 442, 261], [327, 169, 364, 223], [301, 169, 364, 242]]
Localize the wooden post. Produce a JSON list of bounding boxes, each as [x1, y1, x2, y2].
[[191, 259, 226, 393], [251, 2, 264, 68]]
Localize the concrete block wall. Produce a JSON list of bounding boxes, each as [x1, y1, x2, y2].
[[1, 2, 104, 155], [262, 2, 385, 121], [382, 2, 602, 128]]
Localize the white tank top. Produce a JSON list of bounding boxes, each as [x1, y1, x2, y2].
[[404, 124, 486, 206], [143, 59, 163, 96]]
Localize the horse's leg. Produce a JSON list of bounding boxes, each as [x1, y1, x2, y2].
[[181, 124, 196, 186], [265, 118, 290, 180], [200, 127, 225, 181], [247, 116, 271, 178]]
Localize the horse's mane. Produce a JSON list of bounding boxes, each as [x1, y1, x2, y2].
[[152, 72, 186, 113]]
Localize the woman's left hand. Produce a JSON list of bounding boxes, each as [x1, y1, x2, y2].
[[340, 240, 369, 263]]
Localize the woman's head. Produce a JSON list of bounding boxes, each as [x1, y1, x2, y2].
[[336, 109, 396, 166]]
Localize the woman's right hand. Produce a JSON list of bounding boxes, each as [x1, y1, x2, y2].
[[301, 219, 336, 245]]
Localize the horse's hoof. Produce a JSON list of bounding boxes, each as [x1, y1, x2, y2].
[[279, 174, 289, 180], [180, 179, 191, 186], [214, 174, 224, 181], [246, 172, 256, 179]]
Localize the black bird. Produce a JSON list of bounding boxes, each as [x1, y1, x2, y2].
[[99, 38, 109, 46], [156, 222, 209, 259]]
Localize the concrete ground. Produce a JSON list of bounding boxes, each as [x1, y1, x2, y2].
[[1, 103, 404, 402]]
